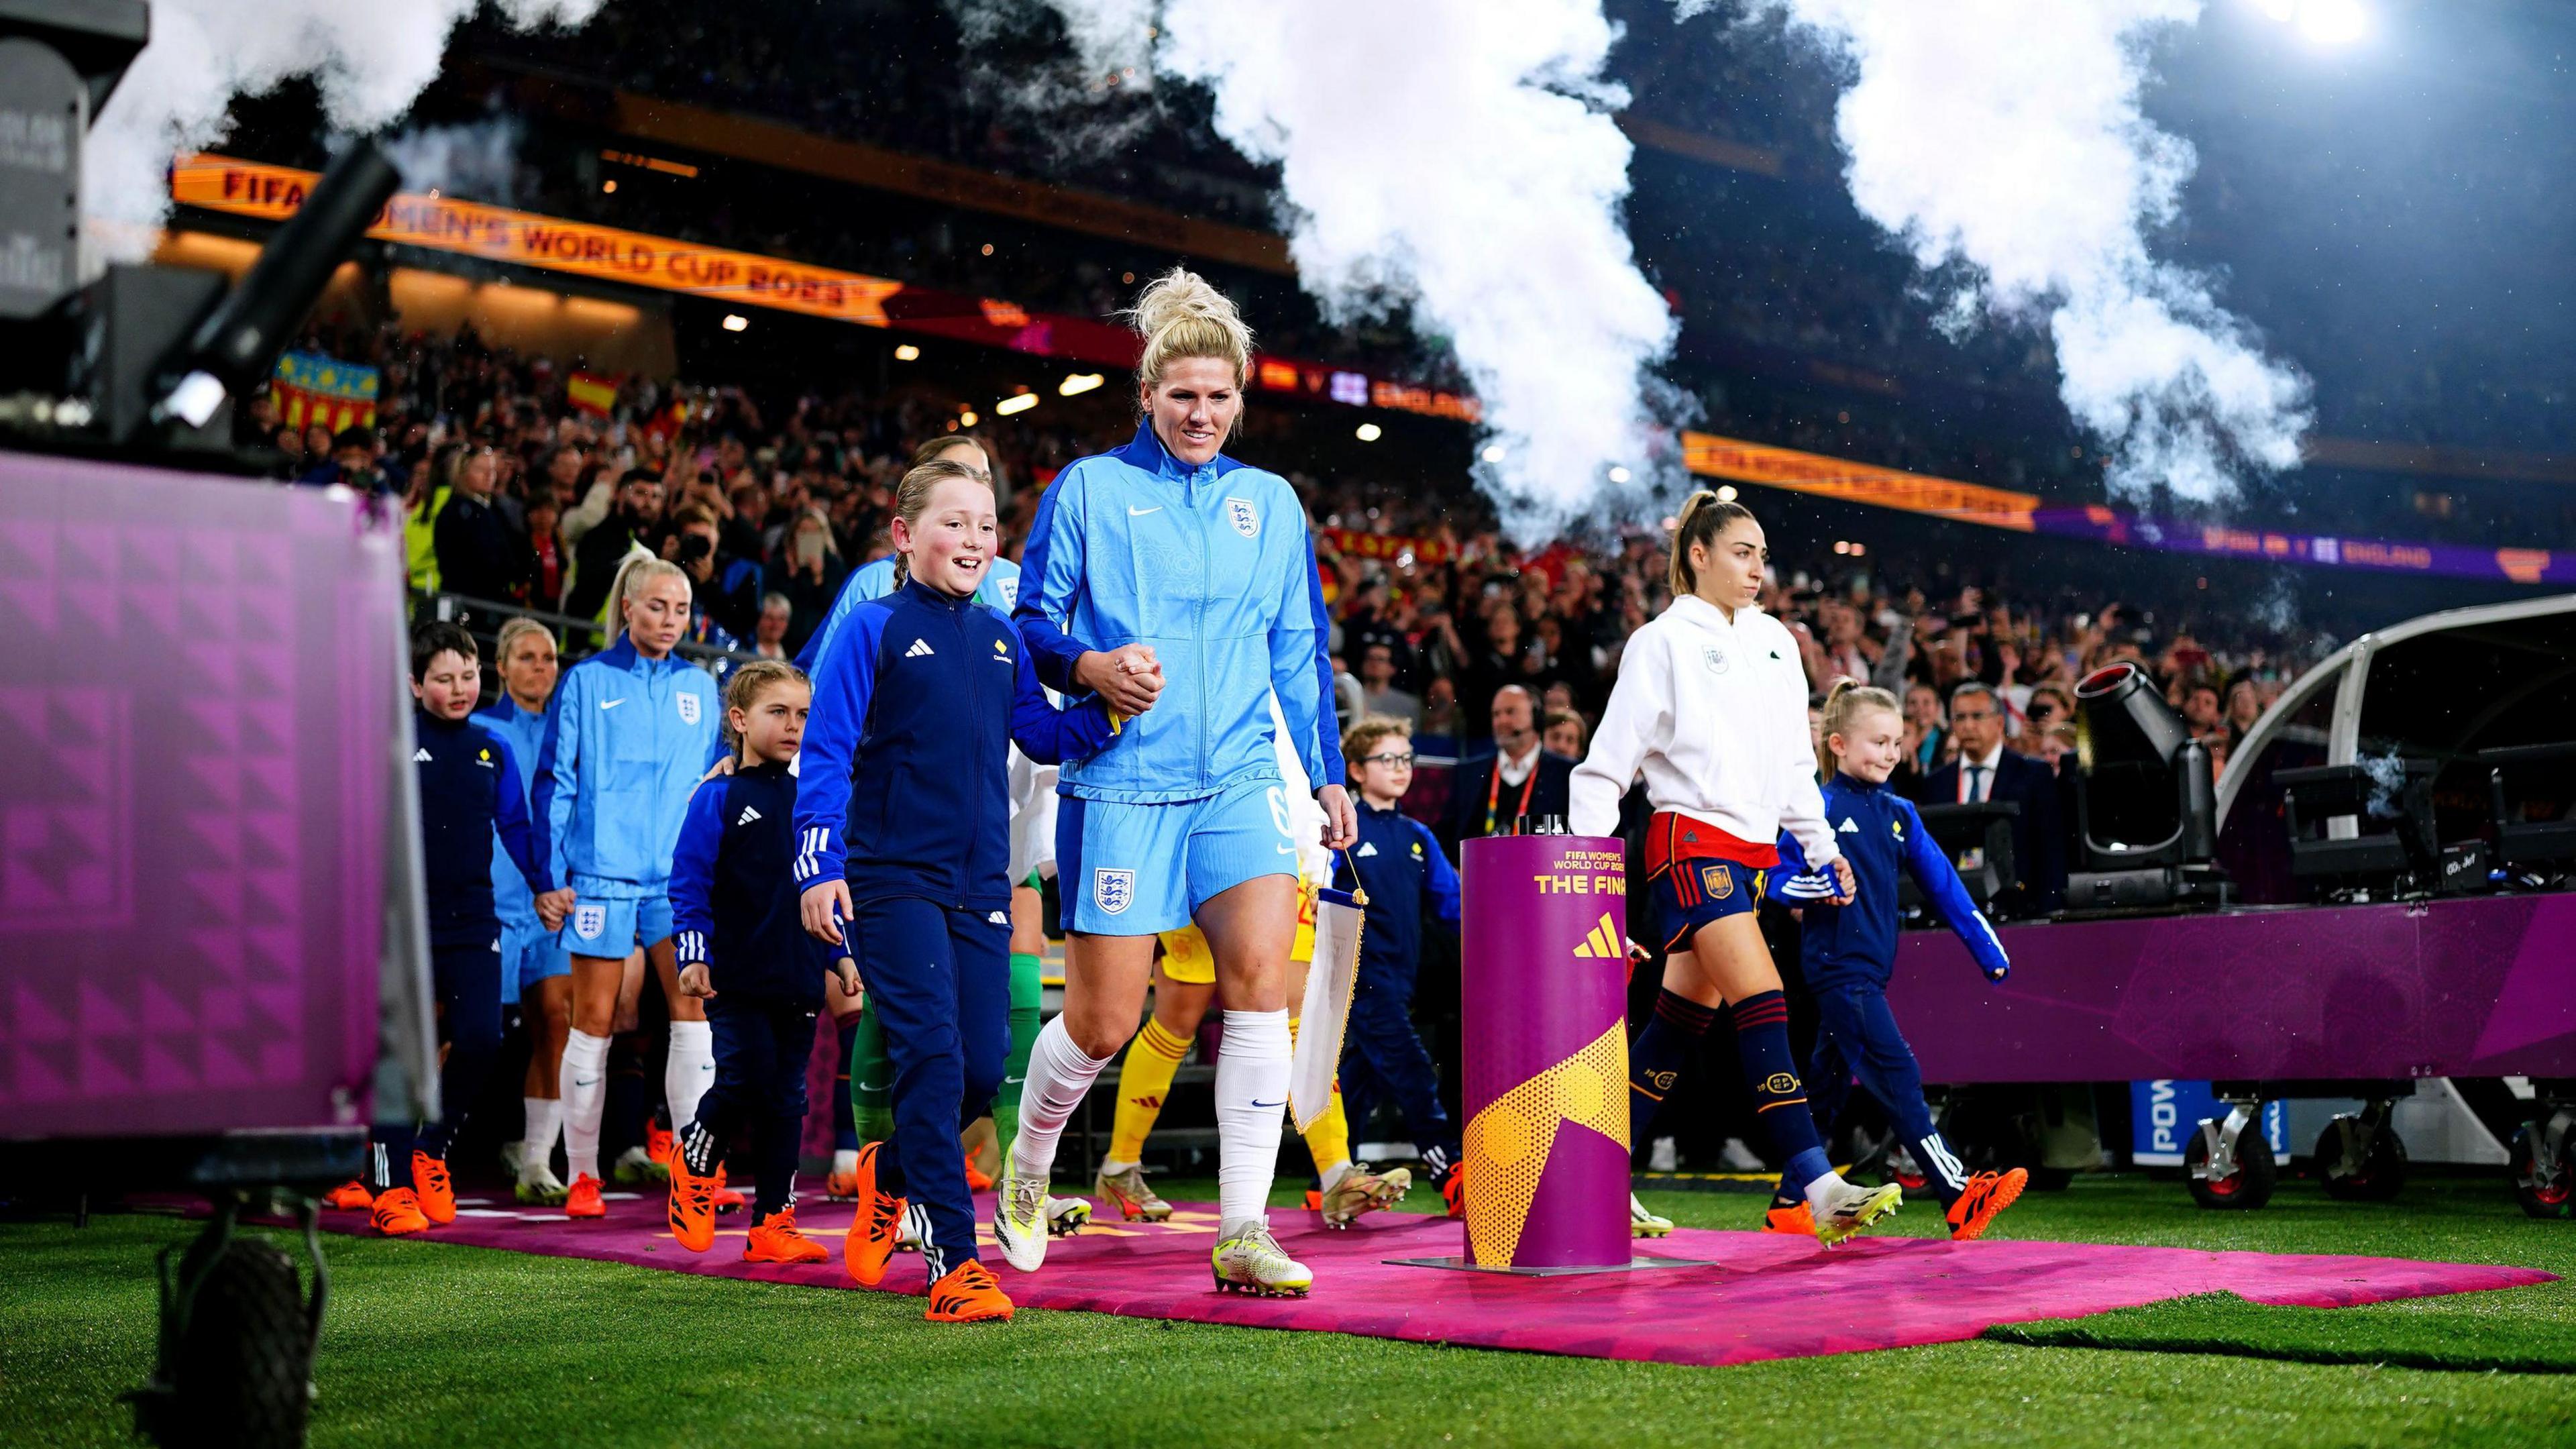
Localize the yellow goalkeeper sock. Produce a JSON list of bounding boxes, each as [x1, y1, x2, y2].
[[1106, 1016, 1191, 1166], [1288, 1014, 1352, 1179]]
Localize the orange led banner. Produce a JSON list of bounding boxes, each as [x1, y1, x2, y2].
[[173, 156, 903, 327], [1680, 430, 2039, 530]]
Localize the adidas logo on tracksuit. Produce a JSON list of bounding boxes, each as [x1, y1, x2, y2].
[[904, 639, 934, 657], [737, 806, 762, 826]]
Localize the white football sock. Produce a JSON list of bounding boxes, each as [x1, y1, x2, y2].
[[1215, 1008, 1291, 1236], [665, 1019, 716, 1135], [559, 1029, 610, 1183], [1008, 1016, 1112, 1181], [1098, 1156, 1138, 1177], [521, 1096, 562, 1169]]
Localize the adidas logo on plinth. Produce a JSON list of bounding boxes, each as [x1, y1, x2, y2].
[[1570, 912, 1621, 959]]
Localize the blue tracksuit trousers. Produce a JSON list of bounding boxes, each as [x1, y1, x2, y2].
[[851, 896, 1009, 1283]]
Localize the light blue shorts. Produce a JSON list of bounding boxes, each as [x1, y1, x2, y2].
[[1057, 776, 1301, 936], [499, 918, 573, 1006], [558, 876, 675, 958]]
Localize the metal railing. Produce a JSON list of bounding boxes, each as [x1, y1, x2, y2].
[[415, 590, 765, 674]]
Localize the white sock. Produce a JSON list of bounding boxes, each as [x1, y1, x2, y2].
[[833, 1147, 857, 1177], [1009, 1016, 1113, 1181], [559, 1029, 610, 1183], [1318, 1159, 1353, 1197], [1099, 1157, 1138, 1177], [665, 1019, 716, 1135], [1215, 1008, 1291, 1236], [1803, 1169, 1847, 1211], [521, 1096, 562, 1170]]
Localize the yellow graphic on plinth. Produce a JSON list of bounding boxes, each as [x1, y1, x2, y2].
[[1568, 912, 1620, 959], [1462, 1020, 1629, 1266]]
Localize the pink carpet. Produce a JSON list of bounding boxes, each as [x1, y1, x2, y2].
[[321, 1191, 2553, 1366]]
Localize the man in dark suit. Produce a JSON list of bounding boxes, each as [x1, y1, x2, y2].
[[1442, 684, 1576, 853], [1919, 681, 2065, 915]]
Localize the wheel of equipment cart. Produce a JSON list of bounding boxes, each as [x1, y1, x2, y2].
[[169, 1235, 313, 1449], [2509, 1122, 2573, 1222], [2316, 1117, 2408, 1202], [2184, 1124, 2276, 1210]]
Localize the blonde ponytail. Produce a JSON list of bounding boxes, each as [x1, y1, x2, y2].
[[1128, 267, 1254, 391]]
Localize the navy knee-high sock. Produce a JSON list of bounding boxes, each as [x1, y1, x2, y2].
[[1628, 989, 1717, 1147], [1733, 991, 1832, 1195], [607, 1032, 649, 1161]]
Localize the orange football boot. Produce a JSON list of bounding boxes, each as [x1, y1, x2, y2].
[[1439, 1164, 1467, 1220], [925, 1261, 1014, 1323], [646, 1122, 676, 1172], [1946, 1168, 2027, 1242], [322, 1180, 374, 1212], [843, 1143, 907, 1287], [372, 1187, 430, 1236], [1762, 1201, 1816, 1236], [963, 1153, 995, 1192], [565, 1172, 607, 1220], [744, 1208, 830, 1265], [410, 1150, 455, 1224], [668, 1146, 718, 1252], [712, 1165, 747, 1213]]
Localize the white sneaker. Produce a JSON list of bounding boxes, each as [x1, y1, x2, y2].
[[1648, 1136, 1679, 1173], [1807, 1175, 1904, 1246], [514, 1159, 569, 1206], [1042, 1193, 1093, 1236], [1717, 1138, 1767, 1172], [1211, 1222, 1311, 1296], [992, 1167, 1050, 1272], [1629, 1192, 1674, 1238]]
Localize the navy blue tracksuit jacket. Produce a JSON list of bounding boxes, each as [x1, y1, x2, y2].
[[415, 709, 541, 947], [670, 761, 828, 1007], [791, 575, 1115, 1281], [1331, 798, 1464, 1168]]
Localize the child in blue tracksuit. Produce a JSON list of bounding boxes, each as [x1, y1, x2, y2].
[[665, 660, 851, 1266], [358, 623, 546, 1236], [1332, 717, 1465, 1199], [1770, 681, 2023, 1242], [794, 458, 1116, 1324]]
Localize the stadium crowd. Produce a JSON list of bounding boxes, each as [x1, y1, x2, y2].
[[256, 317, 2311, 790]]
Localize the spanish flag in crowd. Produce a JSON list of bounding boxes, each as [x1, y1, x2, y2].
[[270, 351, 378, 431], [566, 370, 621, 418]]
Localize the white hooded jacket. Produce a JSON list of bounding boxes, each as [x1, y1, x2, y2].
[[1569, 594, 1839, 867]]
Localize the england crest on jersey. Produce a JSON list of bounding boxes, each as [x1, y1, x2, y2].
[[998, 576, 1018, 610], [1093, 868, 1135, 915], [676, 692, 700, 725], [1226, 496, 1260, 538], [573, 904, 607, 941]]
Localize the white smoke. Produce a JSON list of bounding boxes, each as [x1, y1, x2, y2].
[[376, 117, 530, 206], [1731, 0, 2312, 502], [85, 0, 602, 256], [979, 0, 1678, 539]]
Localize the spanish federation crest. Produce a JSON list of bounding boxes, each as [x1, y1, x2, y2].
[[573, 904, 608, 941], [1094, 868, 1136, 915], [676, 692, 701, 725], [1703, 863, 1733, 900], [1226, 496, 1260, 538]]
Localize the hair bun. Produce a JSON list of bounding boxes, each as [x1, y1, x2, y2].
[[1128, 267, 1243, 340]]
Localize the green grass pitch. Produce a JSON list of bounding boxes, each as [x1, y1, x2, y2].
[[5, 1173, 2571, 1448]]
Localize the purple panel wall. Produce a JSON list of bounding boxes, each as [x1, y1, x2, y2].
[[0, 453, 400, 1137], [1888, 895, 2576, 1083]]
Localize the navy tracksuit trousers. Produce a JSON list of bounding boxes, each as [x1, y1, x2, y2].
[[701, 994, 821, 1220], [1338, 965, 1460, 1172], [852, 896, 1009, 1283], [1798, 983, 1968, 1206]]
